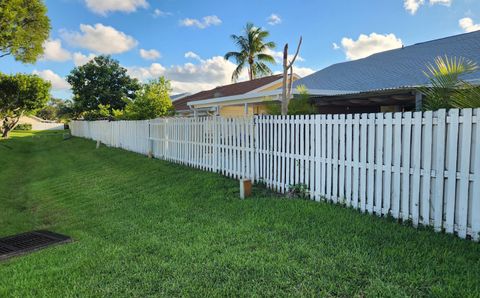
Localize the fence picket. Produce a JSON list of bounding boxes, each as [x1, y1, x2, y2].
[[375, 113, 384, 215], [315, 115, 321, 201], [472, 108, 480, 241], [352, 114, 360, 208], [332, 115, 339, 203], [367, 113, 376, 214], [458, 109, 472, 238], [383, 113, 393, 216], [421, 111, 433, 226], [411, 112, 422, 227], [445, 109, 459, 234], [434, 109, 446, 232], [360, 114, 368, 212], [345, 114, 353, 206], [339, 115, 346, 203]]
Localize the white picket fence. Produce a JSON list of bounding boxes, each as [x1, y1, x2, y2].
[[70, 108, 480, 241]]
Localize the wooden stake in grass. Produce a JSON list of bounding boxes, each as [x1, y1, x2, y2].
[[96, 140, 101, 149], [240, 179, 252, 199]]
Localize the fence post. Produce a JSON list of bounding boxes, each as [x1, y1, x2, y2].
[[148, 120, 153, 158], [472, 108, 480, 241]]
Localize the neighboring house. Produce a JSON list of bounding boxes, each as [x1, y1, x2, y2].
[[170, 92, 191, 102], [293, 30, 480, 114], [17, 115, 64, 131], [173, 74, 301, 117]]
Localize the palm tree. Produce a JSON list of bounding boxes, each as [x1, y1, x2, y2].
[[420, 56, 479, 110], [224, 23, 276, 81]]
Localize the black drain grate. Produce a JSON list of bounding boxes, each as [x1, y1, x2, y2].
[[0, 231, 71, 261]]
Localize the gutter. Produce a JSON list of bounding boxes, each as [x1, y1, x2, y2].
[[187, 89, 357, 107]]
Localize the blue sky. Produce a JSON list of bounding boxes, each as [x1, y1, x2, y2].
[[1, 0, 479, 99]]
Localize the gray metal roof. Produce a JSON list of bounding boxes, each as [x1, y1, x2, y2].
[[294, 30, 480, 93]]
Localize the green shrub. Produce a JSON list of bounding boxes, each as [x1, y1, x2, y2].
[[14, 124, 32, 131]]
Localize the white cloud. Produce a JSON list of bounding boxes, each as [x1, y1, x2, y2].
[[140, 49, 161, 60], [184, 51, 202, 61], [339, 33, 403, 60], [332, 43, 340, 50], [84, 0, 148, 15], [61, 24, 138, 54], [73, 52, 96, 66], [404, 0, 452, 14], [267, 14, 282, 25], [275, 67, 315, 78], [41, 39, 72, 62], [180, 15, 222, 29], [153, 9, 171, 17], [264, 48, 304, 64], [404, 0, 425, 14], [33, 70, 71, 90], [293, 66, 315, 78], [459, 17, 480, 32], [127, 55, 248, 94]]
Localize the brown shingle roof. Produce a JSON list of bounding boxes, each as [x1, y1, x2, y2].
[[173, 74, 283, 111]]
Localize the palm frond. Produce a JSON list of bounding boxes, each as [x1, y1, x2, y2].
[[253, 62, 273, 77], [452, 85, 480, 108], [232, 62, 246, 82], [256, 53, 276, 64], [224, 51, 245, 64], [420, 55, 479, 111], [263, 41, 276, 49]]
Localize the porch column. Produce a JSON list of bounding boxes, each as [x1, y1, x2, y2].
[[415, 92, 423, 111], [244, 103, 249, 116]]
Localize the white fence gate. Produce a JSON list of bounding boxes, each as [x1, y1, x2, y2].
[[70, 108, 480, 241]]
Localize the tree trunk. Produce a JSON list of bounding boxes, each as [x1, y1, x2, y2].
[[1, 113, 22, 139], [281, 37, 302, 116], [281, 44, 289, 116], [248, 61, 254, 80], [2, 129, 10, 139]]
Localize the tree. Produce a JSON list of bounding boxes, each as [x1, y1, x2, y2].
[[0, 73, 51, 138], [281, 37, 302, 115], [420, 56, 480, 111], [224, 23, 276, 81], [83, 104, 117, 121], [35, 104, 56, 120], [0, 0, 50, 63], [56, 99, 75, 121], [123, 77, 173, 120], [67, 56, 140, 119], [266, 85, 315, 115], [36, 98, 74, 121], [287, 85, 316, 115]]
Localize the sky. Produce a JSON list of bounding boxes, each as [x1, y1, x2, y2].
[[1, 0, 480, 99]]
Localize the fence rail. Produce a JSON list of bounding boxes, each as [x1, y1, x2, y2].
[[70, 108, 480, 241]]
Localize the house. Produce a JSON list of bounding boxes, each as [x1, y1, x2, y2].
[[293, 30, 480, 114], [170, 92, 191, 102], [17, 115, 64, 131], [173, 74, 300, 117]]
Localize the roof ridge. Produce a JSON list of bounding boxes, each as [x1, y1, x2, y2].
[[410, 30, 480, 47], [323, 30, 480, 70], [211, 73, 283, 90]]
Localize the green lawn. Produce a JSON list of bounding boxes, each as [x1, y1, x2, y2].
[[1, 131, 479, 297]]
